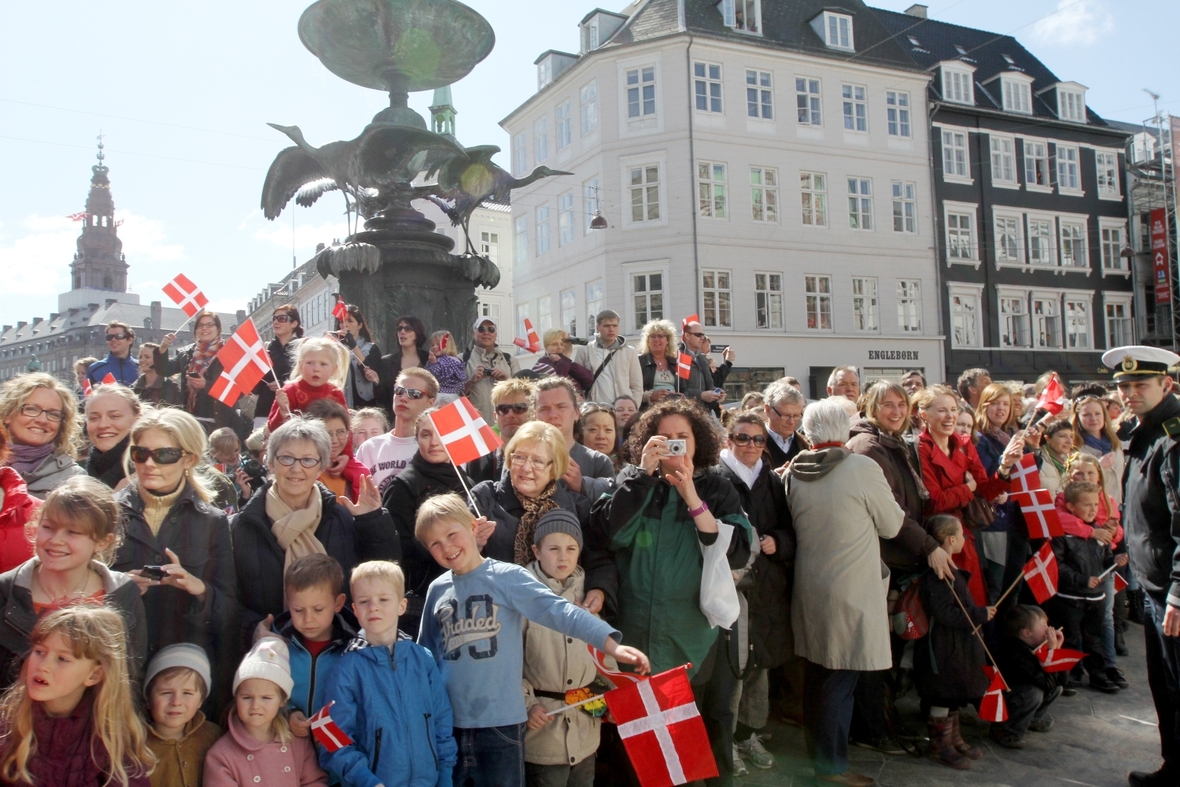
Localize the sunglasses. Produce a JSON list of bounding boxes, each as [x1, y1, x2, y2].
[[581, 402, 615, 414], [496, 403, 529, 415], [105, 333, 129, 341], [130, 446, 187, 465], [397, 325, 414, 333], [394, 385, 428, 400], [275, 455, 321, 468], [477, 326, 497, 334], [272, 314, 295, 323], [731, 433, 767, 446], [684, 331, 706, 338]]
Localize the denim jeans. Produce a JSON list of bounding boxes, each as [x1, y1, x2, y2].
[[454, 724, 526, 787], [1099, 572, 1116, 667], [803, 661, 860, 776], [993, 683, 1061, 738]]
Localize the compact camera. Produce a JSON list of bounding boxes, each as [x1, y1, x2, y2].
[[666, 439, 688, 456]]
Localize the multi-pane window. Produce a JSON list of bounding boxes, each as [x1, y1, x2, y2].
[[514, 215, 528, 264], [556, 102, 571, 151], [886, 91, 910, 137], [755, 273, 783, 329], [1060, 223, 1086, 268], [581, 82, 598, 134], [746, 70, 772, 119], [694, 62, 723, 113], [701, 270, 732, 328], [947, 211, 974, 259], [805, 275, 833, 330], [892, 182, 916, 233], [480, 231, 499, 262], [825, 12, 853, 50], [842, 84, 867, 131], [991, 136, 1016, 185], [558, 191, 575, 246], [942, 130, 969, 178], [1096, 152, 1119, 197], [851, 277, 879, 331], [800, 172, 826, 226], [996, 216, 1021, 263], [898, 280, 922, 332], [951, 291, 981, 347], [516, 303, 530, 343], [1025, 141, 1051, 187], [537, 295, 553, 332], [1101, 225, 1126, 271], [1065, 299, 1090, 349], [586, 280, 603, 328], [534, 118, 548, 163], [538, 59, 552, 90], [560, 288, 576, 335], [796, 78, 821, 125], [1033, 296, 1062, 348], [751, 167, 779, 222], [697, 162, 727, 219], [1000, 296, 1030, 347], [943, 69, 973, 104], [1107, 300, 1132, 345], [1002, 79, 1031, 114], [583, 177, 600, 232], [535, 205, 550, 255], [629, 165, 660, 222], [626, 67, 656, 118], [1060, 91, 1086, 122], [1057, 146, 1080, 191], [847, 178, 872, 230], [512, 132, 527, 176], [1028, 219, 1054, 265], [632, 272, 664, 326]]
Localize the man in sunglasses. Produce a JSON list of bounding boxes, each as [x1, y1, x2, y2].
[[463, 317, 519, 424], [467, 379, 535, 484], [679, 319, 730, 416], [86, 320, 139, 386], [356, 369, 438, 494]]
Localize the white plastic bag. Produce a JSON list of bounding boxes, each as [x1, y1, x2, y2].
[[699, 521, 740, 628]]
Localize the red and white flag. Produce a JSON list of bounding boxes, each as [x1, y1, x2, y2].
[[676, 352, 693, 381], [979, 666, 1008, 722], [1114, 572, 1129, 593], [588, 644, 644, 688], [332, 297, 348, 322], [100, 373, 116, 385], [309, 701, 354, 753], [162, 274, 209, 318], [81, 379, 92, 398], [1022, 541, 1059, 604], [681, 313, 700, 332], [207, 319, 272, 407], [1010, 488, 1064, 539], [1010, 453, 1042, 495], [604, 665, 717, 787], [429, 397, 503, 467], [67, 211, 89, 222], [513, 318, 541, 353], [1033, 642, 1085, 674], [1035, 373, 1066, 417]]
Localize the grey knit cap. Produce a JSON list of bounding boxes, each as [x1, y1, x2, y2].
[[144, 643, 212, 698], [533, 508, 583, 549]]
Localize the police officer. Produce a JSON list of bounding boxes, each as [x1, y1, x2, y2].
[[1103, 345, 1180, 787]]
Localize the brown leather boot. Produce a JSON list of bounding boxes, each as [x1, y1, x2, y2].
[[949, 711, 983, 760], [927, 715, 970, 770]]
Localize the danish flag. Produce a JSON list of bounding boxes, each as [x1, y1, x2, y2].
[[1035, 373, 1066, 417], [604, 665, 717, 787], [332, 297, 348, 322], [100, 373, 116, 385], [67, 211, 89, 221], [513, 318, 541, 353], [428, 397, 502, 467], [1033, 642, 1085, 673], [309, 701, 353, 753], [676, 352, 693, 381], [1010, 453, 1042, 495], [680, 313, 700, 332], [162, 274, 209, 318], [81, 379, 92, 398], [1010, 488, 1064, 539], [1022, 541, 1059, 604], [588, 644, 644, 687], [979, 666, 1008, 722], [207, 319, 272, 407], [1114, 571, 1129, 593]]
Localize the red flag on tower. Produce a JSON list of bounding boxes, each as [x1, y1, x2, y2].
[[428, 397, 503, 467], [309, 702, 354, 753], [207, 319, 272, 407], [1034, 373, 1066, 417], [162, 274, 209, 318], [676, 352, 693, 380], [1022, 541, 1059, 604], [979, 666, 1008, 722], [1010, 453, 1042, 495], [513, 318, 541, 353], [67, 211, 89, 222], [1033, 642, 1086, 673], [1010, 488, 1064, 539], [332, 298, 348, 322]]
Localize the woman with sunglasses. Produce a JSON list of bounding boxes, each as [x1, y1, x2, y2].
[[376, 315, 430, 418], [335, 304, 382, 410], [578, 402, 622, 471], [156, 310, 244, 435], [113, 406, 238, 716], [1070, 391, 1125, 504], [232, 417, 399, 649], [83, 384, 141, 490], [718, 411, 795, 770], [0, 372, 85, 496], [252, 304, 303, 430]]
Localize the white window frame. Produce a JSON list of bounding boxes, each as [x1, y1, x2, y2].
[[990, 134, 1018, 188], [800, 171, 827, 227], [720, 0, 762, 34], [537, 59, 552, 91], [897, 279, 922, 333], [555, 101, 572, 151], [480, 230, 499, 263], [751, 167, 779, 223], [994, 211, 1024, 266], [1096, 150, 1120, 199], [581, 81, 598, 135], [622, 157, 666, 228], [534, 117, 548, 163], [558, 191, 575, 246], [944, 201, 978, 265], [585, 280, 603, 330], [512, 132, 527, 177], [1032, 292, 1063, 349], [701, 269, 733, 329], [949, 285, 983, 348], [754, 271, 783, 329], [941, 66, 974, 105], [822, 12, 854, 51], [625, 65, 657, 119], [891, 181, 916, 233], [886, 90, 910, 137], [1056, 144, 1082, 194], [513, 214, 528, 265], [941, 127, 971, 182], [1064, 295, 1092, 350], [804, 274, 833, 331], [537, 295, 553, 333], [560, 288, 577, 336], [1060, 220, 1088, 270], [535, 204, 551, 255], [1024, 138, 1052, 191], [796, 77, 822, 126], [746, 70, 773, 119], [998, 287, 1032, 348], [694, 61, 724, 114], [1001, 77, 1032, 114], [842, 83, 867, 132], [697, 161, 728, 219], [1059, 89, 1086, 123], [1100, 218, 1129, 276], [1026, 213, 1056, 267], [851, 276, 879, 332], [1103, 292, 1134, 347], [847, 177, 872, 230], [582, 176, 601, 233], [516, 302, 531, 349], [625, 263, 669, 333]]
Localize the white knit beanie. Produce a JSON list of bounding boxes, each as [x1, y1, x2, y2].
[[233, 636, 294, 696]]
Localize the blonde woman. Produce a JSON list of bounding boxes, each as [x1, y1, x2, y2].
[[0, 372, 85, 495], [637, 319, 681, 406]]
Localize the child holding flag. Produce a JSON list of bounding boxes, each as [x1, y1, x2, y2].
[[269, 337, 349, 433], [992, 605, 1067, 748]]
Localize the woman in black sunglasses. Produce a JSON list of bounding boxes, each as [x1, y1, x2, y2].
[[252, 303, 303, 430], [375, 315, 430, 420]]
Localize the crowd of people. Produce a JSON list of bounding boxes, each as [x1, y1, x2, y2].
[[0, 302, 1174, 787]]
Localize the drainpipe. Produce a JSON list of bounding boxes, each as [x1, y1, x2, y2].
[[927, 101, 949, 380], [685, 34, 700, 321]]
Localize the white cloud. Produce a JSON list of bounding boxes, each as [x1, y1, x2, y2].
[[204, 297, 248, 316], [114, 210, 184, 262], [0, 215, 76, 296], [253, 219, 348, 252], [1032, 0, 1113, 46]]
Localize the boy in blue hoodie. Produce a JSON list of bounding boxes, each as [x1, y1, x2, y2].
[[415, 493, 651, 787], [319, 560, 458, 787]]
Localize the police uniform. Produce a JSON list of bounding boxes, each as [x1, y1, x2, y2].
[[1102, 345, 1180, 787]]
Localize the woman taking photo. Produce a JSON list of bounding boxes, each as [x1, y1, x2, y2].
[[336, 304, 382, 409], [84, 384, 141, 490], [0, 372, 84, 495], [635, 320, 681, 407], [252, 304, 302, 429], [156, 310, 243, 435], [1071, 392, 1124, 503], [132, 342, 179, 406], [377, 315, 430, 415]]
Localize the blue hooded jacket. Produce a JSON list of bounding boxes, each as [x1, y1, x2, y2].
[[319, 637, 457, 787], [274, 611, 358, 718], [87, 351, 139, 386]]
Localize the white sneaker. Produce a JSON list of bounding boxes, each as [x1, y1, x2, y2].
[[738, 733, 775, 770], [732, 745, 748, 777]]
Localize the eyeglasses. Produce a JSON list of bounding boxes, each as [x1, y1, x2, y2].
[[397, 325, 414, 333], [272, 314, 295, 323], [769, 406, 803, 422], [18, 404, 64, 423], [105, 333, 129, 341], [496, 403, 530, 416], [731, 433, 767, 446], [394, 385, 428, 400], [195, 322, 217, 330], [477, 326, 497, 334], [510, 454, 553, 472], [274, 455, 322, 468], [129, 446, 187, 465]]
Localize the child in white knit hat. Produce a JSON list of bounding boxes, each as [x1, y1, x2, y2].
[[203, 637, 328, 787], [144, 643, 222, 787]]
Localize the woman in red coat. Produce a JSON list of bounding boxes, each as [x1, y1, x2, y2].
[[916, 386, 1022, 606], [0, 424, 39, 573]]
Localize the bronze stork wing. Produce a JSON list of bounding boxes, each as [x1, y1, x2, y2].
[[354, 127, 468, 185], [261, 146, 331, 220]]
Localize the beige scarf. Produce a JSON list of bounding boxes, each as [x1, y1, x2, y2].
[[266, 485, 326, 583]]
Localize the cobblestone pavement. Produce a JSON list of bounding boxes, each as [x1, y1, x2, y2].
[[734, 621, 1160, 787]]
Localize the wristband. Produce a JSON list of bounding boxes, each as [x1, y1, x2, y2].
[[688, 501, 709, 518]]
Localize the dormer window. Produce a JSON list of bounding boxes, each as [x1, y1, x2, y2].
[[718, 0, 761, 34], [1001, 75, 1032, 114], [824, 12, 854, 50], [1002, 54, 1015, 65], [941, 65, 974, 105], [538, 59, 552, 90], [954, 45, 967, 55], [1054, 83, 1088, 123]]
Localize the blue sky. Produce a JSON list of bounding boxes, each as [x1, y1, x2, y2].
[[1, 0, 1175, 323]]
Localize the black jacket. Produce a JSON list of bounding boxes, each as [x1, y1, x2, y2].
[[252, 337, 298, 418], [1052, 534, 1113, 602], [230, 481, 400, 651], [464, 447, 505, 486], [85, 436, 129, 489], [765, 430, 809, 468], [995, 633, 1065, 694], [469, 477, 590, 564], [638, 353, 684, 400], [155, 344, 246, 437], [375, 348, 432, 419], [914, 568, 990, 701], [1121, 393, 1180, 604], [718, 461, 795, 669]]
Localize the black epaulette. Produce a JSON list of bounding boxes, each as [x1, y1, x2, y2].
[[1164, 417, 1180, 439]]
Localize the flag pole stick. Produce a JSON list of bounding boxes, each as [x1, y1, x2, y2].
[[992, 573, 1024, 608], [428, 412, 484, 518], [544, 693, 605, 716], [175, 312, 196, 334], [944, 578, 1008, 689], [1096, 563, 1117, 581]]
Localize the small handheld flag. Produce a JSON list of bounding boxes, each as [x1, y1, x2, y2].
[[81, 379, 92, 398], [1010, 488, 1064, 539], [979, 666, 1008, 722], [681, 313, 700, 331], [1114, 571, 1129, 593], [429, 397, 503, 467], [1022, 541, 1059, 604], [309, 702, 353, 753], [1034, 373, 1066, 418], [332, 298, 348, 322], [513, 318, 541, 353], [1010, 453, 1042, 495], [101, 373, 116, 385], [1033, 642, 1085, 673], [207, 319, 273, 407], [162, 274, 209, 318], [588, 644, 644, 687], [676, 352, 693, 381]]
